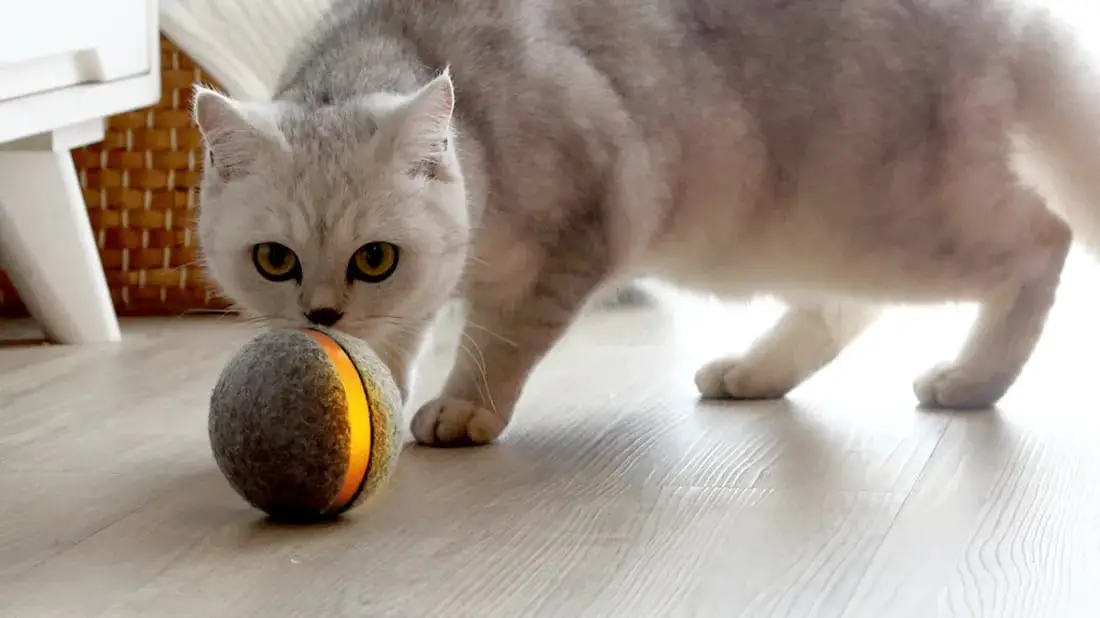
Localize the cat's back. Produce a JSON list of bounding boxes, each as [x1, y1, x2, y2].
[[275, 0, 563, 100], [270, 0, 1029, 288], [277, 0, 1013, 125]]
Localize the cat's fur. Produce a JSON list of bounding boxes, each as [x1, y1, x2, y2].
[[193, 0, 1100, 446]]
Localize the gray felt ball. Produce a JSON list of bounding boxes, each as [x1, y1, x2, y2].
[[208, 327, 402, 521]]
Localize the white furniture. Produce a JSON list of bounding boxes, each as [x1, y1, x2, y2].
[[0, 0, 160, 344], [160, 0, 331, 100]]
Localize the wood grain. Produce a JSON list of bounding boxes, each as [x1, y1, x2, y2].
[[3, 256, 1100, 616]]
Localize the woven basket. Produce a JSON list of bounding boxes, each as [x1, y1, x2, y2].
[[0, 35, 231, 318]]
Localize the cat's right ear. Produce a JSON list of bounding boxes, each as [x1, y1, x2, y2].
[[192, 86, 277, 182]]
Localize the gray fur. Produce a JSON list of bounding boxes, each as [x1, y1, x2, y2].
[[195, 0, 1100, 445], [210, 329, 349, 518]]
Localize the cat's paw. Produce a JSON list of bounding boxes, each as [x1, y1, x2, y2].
[[411, 397, 505, 447], [694, 357, 798, 400], [913, 363, 1007, 409]]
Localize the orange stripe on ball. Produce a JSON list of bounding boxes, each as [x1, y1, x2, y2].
[[305, 330, 373, 513]]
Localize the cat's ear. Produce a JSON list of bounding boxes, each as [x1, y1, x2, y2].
[[192, 85, 279, 182], [392, 69, 455, 180]]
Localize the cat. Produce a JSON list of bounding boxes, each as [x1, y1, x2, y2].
[[193, 0, 1100, 447]]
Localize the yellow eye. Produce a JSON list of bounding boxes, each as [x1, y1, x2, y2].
[[348, 242, 399, 283], [252, 242, 301, 282]]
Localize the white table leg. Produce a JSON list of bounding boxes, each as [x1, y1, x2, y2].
[[0, 149, 121, 344]]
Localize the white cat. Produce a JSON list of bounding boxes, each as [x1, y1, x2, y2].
[[194, 0, 1100, 447]]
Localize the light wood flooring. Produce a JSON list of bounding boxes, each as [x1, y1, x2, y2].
[[3, 255, 1100, 617], [7, 3, 1100, 617]]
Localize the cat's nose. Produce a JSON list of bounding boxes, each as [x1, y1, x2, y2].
[[305, 307, 344, 327]]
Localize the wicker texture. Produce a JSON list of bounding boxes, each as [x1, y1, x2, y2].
[[0, 36, 230, 317]]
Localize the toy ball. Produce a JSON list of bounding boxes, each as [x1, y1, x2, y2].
[[208, 327, 402, 522]]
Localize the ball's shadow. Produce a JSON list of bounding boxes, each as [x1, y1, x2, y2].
[[250, 513, 353, 530]]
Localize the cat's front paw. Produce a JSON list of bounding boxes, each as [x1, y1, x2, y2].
[[411, 397, 505, 447], [913, 363, 1008, 409], [694, 357, 798, 400]]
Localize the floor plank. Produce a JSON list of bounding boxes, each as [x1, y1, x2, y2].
[[2, 254, 1100, 616]]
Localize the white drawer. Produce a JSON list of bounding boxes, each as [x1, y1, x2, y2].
[[0, 0, 152, 102]]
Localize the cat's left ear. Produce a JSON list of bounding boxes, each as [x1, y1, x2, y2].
[[392, 68, 455, 179]]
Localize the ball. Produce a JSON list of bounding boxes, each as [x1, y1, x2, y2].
[[208, 327, 402, 521]]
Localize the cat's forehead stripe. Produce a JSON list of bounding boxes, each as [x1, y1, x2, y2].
[[277, 105, 379, 149]]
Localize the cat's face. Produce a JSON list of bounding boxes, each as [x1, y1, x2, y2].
[[192, 73, 469, 343]]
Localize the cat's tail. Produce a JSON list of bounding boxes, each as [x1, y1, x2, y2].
[[1013, 7, 1100, 256]]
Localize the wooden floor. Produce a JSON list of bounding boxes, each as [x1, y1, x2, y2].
[[5, 4, 1100, 617], [3, 256, 1100, 617]]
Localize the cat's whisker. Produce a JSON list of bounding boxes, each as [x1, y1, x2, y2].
[[458, 332, 496, 412], [454, 340, 490, 407], [463, 320, 517, 347], [164, 307, 239, 328]]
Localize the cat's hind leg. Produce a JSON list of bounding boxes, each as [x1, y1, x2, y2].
[[698, 183, 1071, 409], [696, 299, 879, 400], [912, 192, 1071, 409]]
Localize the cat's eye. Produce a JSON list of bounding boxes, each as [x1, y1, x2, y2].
[[348, 242, 399, 283], [252, 242, 301, 282]]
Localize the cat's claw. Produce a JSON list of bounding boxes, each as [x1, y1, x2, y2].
[[411, 397, 505, 446]]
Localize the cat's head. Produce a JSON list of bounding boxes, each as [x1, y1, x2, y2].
[[191, 71, 469, 342]]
